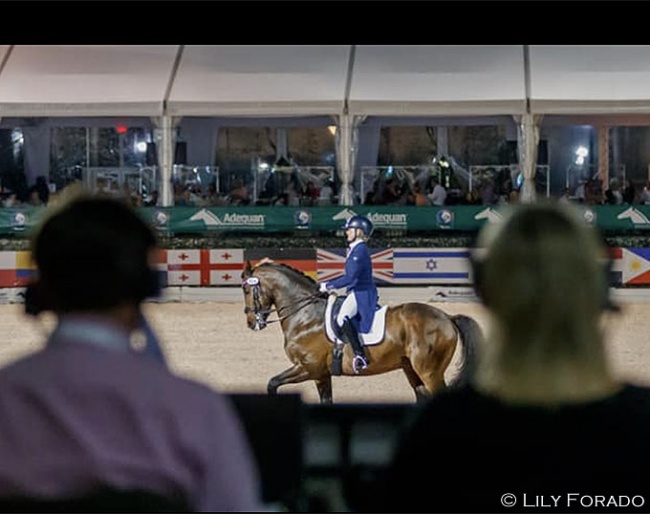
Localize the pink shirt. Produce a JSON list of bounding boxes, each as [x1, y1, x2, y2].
[[0, 316, 264, 512]]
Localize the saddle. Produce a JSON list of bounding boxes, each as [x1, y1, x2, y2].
[[325, 294, 388, 375]]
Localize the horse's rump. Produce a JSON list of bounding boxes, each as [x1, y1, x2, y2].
[[384, 302, 483, 387]]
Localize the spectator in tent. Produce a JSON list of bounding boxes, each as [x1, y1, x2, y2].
[[427, 177, 447, 206]]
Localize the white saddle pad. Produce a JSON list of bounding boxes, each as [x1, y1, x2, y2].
[[324, 294, 388, 346]]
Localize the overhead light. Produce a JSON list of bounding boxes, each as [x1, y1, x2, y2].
[[328, 125, 337, 136], [575, 145, 588, 165]]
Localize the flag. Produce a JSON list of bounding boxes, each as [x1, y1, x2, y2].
[[15, 250, 36, 286], [209, 249, 244, 285], [165, 249, 244, 286], [0, 251, 35, 287], [245, 248, 317, 280], [166, 249, 202, 286], [393, 248, 471, 285], [619, 247, 650, 285], [316, 248, 394, 284], [152, 249, 169, 288]]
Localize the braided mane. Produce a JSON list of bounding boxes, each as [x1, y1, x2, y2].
[[256, 259, 317, 288]]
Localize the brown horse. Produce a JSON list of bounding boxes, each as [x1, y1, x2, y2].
[[241, 259, 484, 403]]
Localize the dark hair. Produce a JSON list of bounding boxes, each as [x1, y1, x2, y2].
[[26, 196, 159, 314]]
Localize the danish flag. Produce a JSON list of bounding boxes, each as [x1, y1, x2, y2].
[[316, 247, 394, 284]]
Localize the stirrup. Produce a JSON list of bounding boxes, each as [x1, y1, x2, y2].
[[353, 355, 369, 374]]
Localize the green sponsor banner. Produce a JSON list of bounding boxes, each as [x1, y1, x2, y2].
[[5, 204, 650, 235]]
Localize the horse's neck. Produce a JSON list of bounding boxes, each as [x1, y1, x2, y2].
[[270, 277, 322, 326], [273, 283, 310, 310]]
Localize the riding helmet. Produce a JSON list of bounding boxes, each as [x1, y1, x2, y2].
[[343, 215, 373, 237]]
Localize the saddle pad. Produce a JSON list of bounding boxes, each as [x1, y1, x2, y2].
[[325, 294, 388, 346]]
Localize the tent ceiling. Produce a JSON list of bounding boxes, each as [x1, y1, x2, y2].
[[0, 45, 649, 120], [166, 45, 349, 117], [348, 45, 527, 116], [529, 45, 650, 115], [0, 45, 177, 117]]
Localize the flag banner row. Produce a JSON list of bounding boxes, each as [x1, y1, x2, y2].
[[0, 246, 646, 288]]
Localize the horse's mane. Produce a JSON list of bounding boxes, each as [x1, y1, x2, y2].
[[256, 259, 317, 288]]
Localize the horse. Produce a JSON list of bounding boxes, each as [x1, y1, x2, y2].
[[241, 258, 485, 403]]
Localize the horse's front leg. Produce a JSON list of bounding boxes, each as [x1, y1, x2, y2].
[[267, 363, 311, 396]]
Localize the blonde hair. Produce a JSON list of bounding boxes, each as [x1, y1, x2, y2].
[[473, 202, 619, 406]]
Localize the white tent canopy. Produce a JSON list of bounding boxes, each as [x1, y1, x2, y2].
[[529, 45, 650, 115], [2, 45, 650, 119], [348, 45, 527, 117]]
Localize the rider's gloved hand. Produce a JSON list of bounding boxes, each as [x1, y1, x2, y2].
[[318, 282, 328, 294]]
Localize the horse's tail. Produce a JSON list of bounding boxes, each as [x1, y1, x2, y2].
[[449, 314, 484, 388]]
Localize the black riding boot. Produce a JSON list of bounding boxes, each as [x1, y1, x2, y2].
[[341, 319, 369, 373]]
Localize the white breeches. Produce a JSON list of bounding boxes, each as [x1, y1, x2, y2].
[[336, 293, 358, 327]]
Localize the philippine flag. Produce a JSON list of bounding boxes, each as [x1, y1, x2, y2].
[[618, 247, 650, 285]]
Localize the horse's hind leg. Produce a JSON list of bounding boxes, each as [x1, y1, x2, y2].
[[400, 357, 431, 403], [315, 376, 333, 404], [409, 337, 455, 398], [267, 364, 311, 395]]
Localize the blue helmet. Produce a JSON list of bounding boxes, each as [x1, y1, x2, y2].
[[343, 215, 373, 237]]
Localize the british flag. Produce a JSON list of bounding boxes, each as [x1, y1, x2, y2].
[[316, 248, 394, 284]]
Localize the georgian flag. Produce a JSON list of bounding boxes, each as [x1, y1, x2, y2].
[[164, 249, 244, 286]]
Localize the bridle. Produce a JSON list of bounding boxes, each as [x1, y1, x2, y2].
[[242, 274, 322, 330]]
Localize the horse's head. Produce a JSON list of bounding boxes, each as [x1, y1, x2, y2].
[[241, 259, 276, 331], [241, 258, 322, 331]]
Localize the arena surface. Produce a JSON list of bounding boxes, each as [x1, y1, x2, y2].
[[0, 295, 649, 404]]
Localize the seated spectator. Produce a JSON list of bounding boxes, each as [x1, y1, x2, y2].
[[479, 176, 496, 205], [203, 182, 228, 207], [143, 189, 159, 207], [574, 180, 586, 203], [377, 202, 650, 513], [623, 179, 636, 204], [412, 183, 430, 206], [426, 177, 447, 206], [640, 181, 650, 204], [319, 179, 335, 205], [0, 195, 264, 511], [2, 192, 19, 208], [380, 176, 403, 205], [228, 179, 250, 206], [301, 180, 320, 206], [463, 187, 481, 205], [558, 186, 572, 204], [175, 185, 196, 207], [27, 186, 44, 207], [34, 176, 50, 206], [606, 179, 623, 205]]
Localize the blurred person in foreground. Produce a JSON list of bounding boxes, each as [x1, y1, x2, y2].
[[0, 192, 264, 512], [376, 202, 650, 513]]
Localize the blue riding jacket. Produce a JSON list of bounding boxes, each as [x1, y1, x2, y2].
[[324, 240, 379, 333]]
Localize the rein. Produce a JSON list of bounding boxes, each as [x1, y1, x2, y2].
[[242, 275, 322, 328]]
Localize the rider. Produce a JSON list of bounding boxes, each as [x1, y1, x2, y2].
[[318, 214, 378, 373]]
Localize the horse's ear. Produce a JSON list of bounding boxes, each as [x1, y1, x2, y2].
[[243, 260, 253, 277]]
